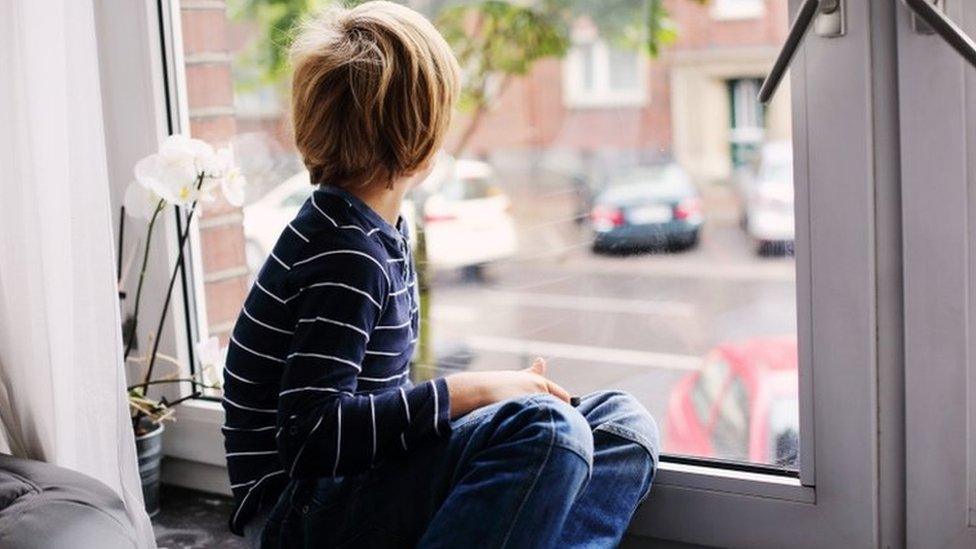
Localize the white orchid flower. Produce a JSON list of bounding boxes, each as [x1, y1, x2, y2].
[[208, 146, 248, 207], [123, 180, 163, 220], [134, 135, 217, 206]]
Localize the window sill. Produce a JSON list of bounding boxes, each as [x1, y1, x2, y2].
[[162, 398, 225, 466], [655, 461, 814, 503], [162, 398, 815, 505]]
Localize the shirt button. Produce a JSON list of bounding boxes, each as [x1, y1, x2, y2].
[[290, 425, 299, 435], [302, 505, 309, 514]]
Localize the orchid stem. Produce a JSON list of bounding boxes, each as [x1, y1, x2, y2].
[[123, 199, 166, 360], [139, 173, 206, 394]]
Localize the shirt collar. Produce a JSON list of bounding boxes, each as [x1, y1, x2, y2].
[[315, 185, 405, 241]]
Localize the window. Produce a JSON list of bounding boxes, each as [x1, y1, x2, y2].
[[174, 0, 798, 468], [156, 0, 896, 546], [563, 38, 647, 107], [728, 78, 765, 167]]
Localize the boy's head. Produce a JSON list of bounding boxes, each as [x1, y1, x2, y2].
[[290, 1, 460, 190]]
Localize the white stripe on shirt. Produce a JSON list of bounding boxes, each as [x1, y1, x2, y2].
[[333, 404, 342, 476], [278, 386, 345, 397], [360, 371, 410, 383], [431, 380, 441, 436], [399, 387, 411, 422], [293, 282, 383, 309], [231, 335, 286, 364], [224, 366, 260, 385], [222, 424, 277, 433], [242, 306, 294, 335], [223, 396, 277, 414], [311, 195, 380, 238], [365, 349, 405, 357], [226, 450, 279, 458], [290, 413, 325, 476], [369, 394, 377, 465], [287, 352, 362, 372], [288, 222, 309, 242], [270, 251, 291, 270], [292, 250, 391, 285], [255, 280, 288, 305], [297, 316, 369, 339], [231, 470, 285, 526], [375, 319, 411, 330]]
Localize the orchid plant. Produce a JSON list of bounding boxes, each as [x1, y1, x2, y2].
[[121, 134, 245, 434]]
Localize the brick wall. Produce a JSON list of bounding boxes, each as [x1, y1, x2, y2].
[[181, 0, 249, 342], [447, 0, 786, 159]]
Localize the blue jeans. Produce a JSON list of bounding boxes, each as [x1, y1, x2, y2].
[[259, 390, 659, 548]]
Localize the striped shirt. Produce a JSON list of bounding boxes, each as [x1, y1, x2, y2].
[[221, 184, 451, 535]]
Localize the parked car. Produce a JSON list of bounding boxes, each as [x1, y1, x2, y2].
[[744, 142, 795, 255], [589, 164, 702, 253], [664, 337, 799, 468], [410, 157, 518, 277], [243, 157, 518, 277]]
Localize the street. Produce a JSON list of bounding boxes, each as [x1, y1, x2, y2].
[[425, 186, 796, 427]]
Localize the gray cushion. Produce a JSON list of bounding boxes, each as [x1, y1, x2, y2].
[[0, 453, 137, 549]]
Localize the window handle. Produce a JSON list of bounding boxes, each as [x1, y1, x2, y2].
[[903, 0, 976, 69], [759, 0, 846, 105]]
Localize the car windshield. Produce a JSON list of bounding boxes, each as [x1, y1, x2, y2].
[[602, 166, 689, 201], [441, 176, 493, 201]]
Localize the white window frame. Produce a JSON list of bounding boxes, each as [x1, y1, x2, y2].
[[898, 1, 976, 546], [96, 1, 909, 545], [562, 38, 648, 108]]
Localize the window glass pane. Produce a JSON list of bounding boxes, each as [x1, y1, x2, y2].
[[607, 48, 640, 90], [178, 0, 796, 468]]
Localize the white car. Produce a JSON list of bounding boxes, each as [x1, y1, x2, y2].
[[243, 157, 518, 275], [411, 157, 518, 274], [745, 142, 795, 254]]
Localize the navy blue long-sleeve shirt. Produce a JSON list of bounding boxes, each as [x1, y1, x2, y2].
[[221, 184, 451, 535]]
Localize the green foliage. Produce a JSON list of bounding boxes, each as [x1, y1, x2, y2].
[[229, 0, 332, 86], [230, 0, 702, 99], [436, 1, 571, 110]]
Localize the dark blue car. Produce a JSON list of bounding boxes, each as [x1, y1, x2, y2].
[[590, 164, 703, 253]]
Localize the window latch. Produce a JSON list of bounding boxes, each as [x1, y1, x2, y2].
[[902, 0, 976, 69], [758, 0, 846, 105]]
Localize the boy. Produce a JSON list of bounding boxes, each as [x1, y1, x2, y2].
[[222, 3, 659, 547]]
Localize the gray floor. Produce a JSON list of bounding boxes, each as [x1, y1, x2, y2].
[[152, 485, 245, 548]]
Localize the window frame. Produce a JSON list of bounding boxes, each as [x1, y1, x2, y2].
[[122, 0, 906, 546], [898, 1, 976, 546]]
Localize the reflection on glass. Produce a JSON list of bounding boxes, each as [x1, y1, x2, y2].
[[181, 0, 796, 468]]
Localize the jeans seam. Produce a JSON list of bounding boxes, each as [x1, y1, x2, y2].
[[593, 423, 658, 503], [498, 401, 556, 549]]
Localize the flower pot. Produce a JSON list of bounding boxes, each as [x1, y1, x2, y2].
[[135, 421, 164, 517]]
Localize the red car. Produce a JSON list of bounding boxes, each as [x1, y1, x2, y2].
[[664, 337, 799, 467]]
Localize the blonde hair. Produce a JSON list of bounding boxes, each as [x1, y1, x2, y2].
[[290, 1, 460, 189]]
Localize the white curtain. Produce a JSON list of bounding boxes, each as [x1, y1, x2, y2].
[[0, 1, 155, 547]]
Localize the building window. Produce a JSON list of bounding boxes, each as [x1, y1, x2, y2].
[[728, 78, 766, 167], [711, 0, 765, 21], [563, 39, 647, 108]]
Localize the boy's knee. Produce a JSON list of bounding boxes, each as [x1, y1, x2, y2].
[[499, 394, 594, 465], [583, 391, 660, 464]]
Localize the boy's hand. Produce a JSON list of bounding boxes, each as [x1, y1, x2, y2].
[[445, 358, 572, 419]]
